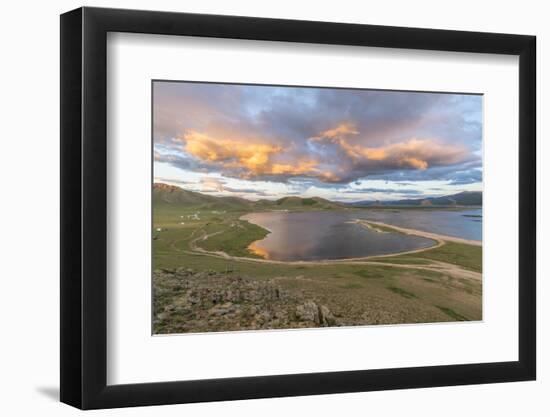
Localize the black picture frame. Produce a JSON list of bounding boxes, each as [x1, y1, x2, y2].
[[60, 6, 536, 410]]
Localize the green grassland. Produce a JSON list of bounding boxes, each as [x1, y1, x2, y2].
[[373, 241, 482, 273], [197, 219, 269, 258], [153, 202, 482, 329]]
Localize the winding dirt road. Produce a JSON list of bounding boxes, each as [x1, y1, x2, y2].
[[182, 222, 482, 282]]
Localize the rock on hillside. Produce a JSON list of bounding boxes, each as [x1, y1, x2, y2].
[[153, 268, 337, 333]]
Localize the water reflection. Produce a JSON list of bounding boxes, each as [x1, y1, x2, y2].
[[242, 211, 436, 261]]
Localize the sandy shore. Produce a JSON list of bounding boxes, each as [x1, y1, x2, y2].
[[354, 220, 482, 247], [177, 233, 482, 282], [187, 218, 481, 270]]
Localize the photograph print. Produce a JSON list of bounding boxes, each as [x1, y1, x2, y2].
[[152, 81, 482, 335]]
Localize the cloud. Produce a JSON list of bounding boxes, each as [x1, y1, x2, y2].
[[311, 123, 359, 140], [223, 186, 271, 195], [199, 177, 226, 192], [447, 169, 483, 185], [184, 132, 281, 169], [311, 123, 470, 177], [366, 163, 482, 185], [180, 130, 320, 179], [194, 176, 273, 197], [153, 82, 482, 188], [343, 188, 422, 195], [154, 177, 194, 186], [160, 124, 473, 185]]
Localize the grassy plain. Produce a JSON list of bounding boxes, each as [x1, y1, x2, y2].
[[372, 241, 482, 273]]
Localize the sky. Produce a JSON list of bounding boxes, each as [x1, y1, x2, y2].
[[153, 81, 482, 202]]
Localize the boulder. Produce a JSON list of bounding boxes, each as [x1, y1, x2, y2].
[[319, 305, 336, 326], [296, 301, 320, 323]]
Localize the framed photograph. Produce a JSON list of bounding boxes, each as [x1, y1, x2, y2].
[[60, 6, 536, 409]]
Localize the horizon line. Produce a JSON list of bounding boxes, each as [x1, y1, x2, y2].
[[153, 182, 482, 204]]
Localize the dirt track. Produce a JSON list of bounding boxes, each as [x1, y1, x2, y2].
[[185, 224, 481, 282]]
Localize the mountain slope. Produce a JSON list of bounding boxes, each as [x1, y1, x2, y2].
[[153, 183, 253, 210], [154, 183, 215, 205], [153, 183, 344, 211], [273, 196, 345, 210]]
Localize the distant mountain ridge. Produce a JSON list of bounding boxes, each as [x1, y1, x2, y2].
[[154, 183, 482, 210], [352, 191, 482, 207]]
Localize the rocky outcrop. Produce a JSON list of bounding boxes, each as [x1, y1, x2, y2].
[[153, 268, 339, 334], [295, 300, 336, 326]]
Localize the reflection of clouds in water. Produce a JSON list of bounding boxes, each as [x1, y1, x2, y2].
[[242, 211, 435, 261], [248, 214, 318, 260], [247, 241, 270, 259]]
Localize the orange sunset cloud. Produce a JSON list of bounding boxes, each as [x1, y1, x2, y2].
[[154, 81, 482, 188], [312, 124, 468, 171], [182, 131, 319, 178], [177, 123, 469, 183]]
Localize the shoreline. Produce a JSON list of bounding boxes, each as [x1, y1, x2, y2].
[[355, 220, 482, 247], [190, 217, 481, 266]]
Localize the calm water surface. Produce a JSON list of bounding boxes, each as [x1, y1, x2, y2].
[[242, 209, 481, 262], [358, 208, 482, 241]]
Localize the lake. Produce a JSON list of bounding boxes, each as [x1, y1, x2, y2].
[[358, 208, 482, 241], [242, 209, 481, 262]]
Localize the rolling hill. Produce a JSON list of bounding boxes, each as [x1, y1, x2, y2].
[[272, 196, 345, 210], [153, 183, 253, 211], [153, 183, 344, 211]]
